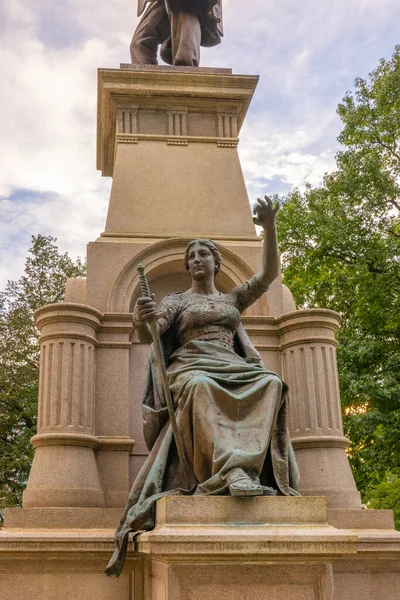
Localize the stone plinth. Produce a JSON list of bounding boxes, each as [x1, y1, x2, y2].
[[2, 497, 400, 599], [137, 496, 355, 600], [155, 494, 328, 525]]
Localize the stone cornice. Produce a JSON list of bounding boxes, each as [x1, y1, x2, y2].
[[136, 526, 357, 559], [97, 67, 258, 176], [100, 232, 259, 241], [116, 133, 239, 147], [35, 303, 103, 330], [277, 309, 342, 331]]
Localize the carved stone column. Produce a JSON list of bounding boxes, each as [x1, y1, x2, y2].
[[23, 304, 105, 508], [278, 309, 361, 508]]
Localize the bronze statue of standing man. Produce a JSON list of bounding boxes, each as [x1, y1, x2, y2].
[[131, 0, 223, 66]]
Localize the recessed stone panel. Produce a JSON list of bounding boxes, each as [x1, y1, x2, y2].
[[138, 110, 168, 135], [188, 112, 217, 137]]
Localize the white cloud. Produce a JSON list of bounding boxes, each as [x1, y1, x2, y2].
[[1, 0, 399, 287]]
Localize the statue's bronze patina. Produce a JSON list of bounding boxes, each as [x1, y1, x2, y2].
[[105, 197, 300, 577], [131, 0, 223, 66]]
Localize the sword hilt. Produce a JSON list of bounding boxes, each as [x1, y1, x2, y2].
[[137, 264, 152, 299], [135, 264, 166, 323]]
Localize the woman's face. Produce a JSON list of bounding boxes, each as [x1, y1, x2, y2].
[[187, 242, 216, 281]]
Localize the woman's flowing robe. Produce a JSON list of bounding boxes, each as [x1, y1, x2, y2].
[[105, 276, 300, 577]]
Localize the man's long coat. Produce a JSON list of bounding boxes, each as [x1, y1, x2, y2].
[[137, 0, 223, 47]]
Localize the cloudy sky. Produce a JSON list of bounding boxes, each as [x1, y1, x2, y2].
[[1, 0, 399, 288]]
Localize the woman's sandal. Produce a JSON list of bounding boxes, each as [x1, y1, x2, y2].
[[229, 478, 263, 497]]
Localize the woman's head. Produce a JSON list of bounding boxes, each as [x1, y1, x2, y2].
[[184, 239, 222, 277]]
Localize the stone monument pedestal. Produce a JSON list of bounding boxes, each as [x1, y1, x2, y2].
[[137, 496, 355, 600], [2, 65, 400, 599], [2, 497, 400, 600]]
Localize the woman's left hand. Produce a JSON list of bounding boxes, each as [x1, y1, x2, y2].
[[252, 196, 279, 228]]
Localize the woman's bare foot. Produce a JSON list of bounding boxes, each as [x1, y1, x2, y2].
[[229, 478, 263, 497]]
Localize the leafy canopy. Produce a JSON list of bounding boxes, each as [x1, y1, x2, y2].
[[0, 235, 85, 522], [277, 47, 400, 522]]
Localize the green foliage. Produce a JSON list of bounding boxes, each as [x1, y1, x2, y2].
[[277, 47, 400, 522], [368, 477, 400, 530], [0, 235, 85, 522]]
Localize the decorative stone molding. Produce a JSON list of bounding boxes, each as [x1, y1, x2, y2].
[[117, 107, 138, 134], [35, 302, 102, 329], [291, 435, 351, 450], [31, 433, 100, 449], [116, 136, 138, 144], [168, 109, 188, 136], [97, 68, 258, 177], [97, 436, 136, 452], [115, 133, 238, 148], [100, 232, 259, 240], [98, 312, 133, 349], [217, 113, 238, 138], [167, 138, 189, 146], [217, 140, 239, 148]]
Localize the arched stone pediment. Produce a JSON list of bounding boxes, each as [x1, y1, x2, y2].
[[108, 238, 268, 315]]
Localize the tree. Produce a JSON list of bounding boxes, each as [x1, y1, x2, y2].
[[277, 47, 400, 524], [0, 235, 85, 523]]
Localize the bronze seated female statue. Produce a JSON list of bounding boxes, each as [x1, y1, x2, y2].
[[105, 197, 300, 577]]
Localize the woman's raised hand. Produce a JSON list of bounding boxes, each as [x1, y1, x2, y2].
[[252, 195, 280, 228], [133, 294, 157, 325]]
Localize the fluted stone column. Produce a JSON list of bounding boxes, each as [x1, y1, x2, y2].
[[23, 304, 105, 508], [278, 309, 361, 508]]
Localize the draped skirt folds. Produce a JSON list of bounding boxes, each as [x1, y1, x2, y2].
[[105, 341, 299, 577]]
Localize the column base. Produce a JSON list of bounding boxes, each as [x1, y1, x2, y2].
[[293, 444, 361, 508], [23, 445, 105, 508]]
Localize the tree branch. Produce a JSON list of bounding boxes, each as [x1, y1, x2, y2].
[[374, 135, 400, 163], [324, 248, 388, 274], [324, 249, 358, 265], [366, 263, 386, 274], [386, 197, 400, 212]]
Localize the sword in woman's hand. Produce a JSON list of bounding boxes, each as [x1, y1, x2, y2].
[[137, 264, 193, 490]]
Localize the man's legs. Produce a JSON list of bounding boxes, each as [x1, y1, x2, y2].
[[168, 10, 201, 66], [130, 0, 170, 64]]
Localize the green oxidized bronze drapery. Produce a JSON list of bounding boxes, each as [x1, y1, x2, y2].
[[105, 277, 299, 577]]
